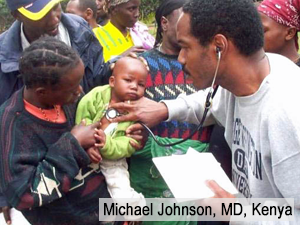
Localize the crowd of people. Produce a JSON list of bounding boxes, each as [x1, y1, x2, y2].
[[0, 0, 300, 224]]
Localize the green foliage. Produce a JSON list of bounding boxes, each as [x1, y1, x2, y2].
[[0, 0, 15, 33], [140, 0, 159, 37], [140, 0, 159, 22]]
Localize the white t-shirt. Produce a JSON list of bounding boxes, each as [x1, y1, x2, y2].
[[20, 22, 71, 50], [164, 53, 300, 214]]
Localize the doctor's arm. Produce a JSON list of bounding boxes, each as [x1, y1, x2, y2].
[[110, 90, 215, 127]]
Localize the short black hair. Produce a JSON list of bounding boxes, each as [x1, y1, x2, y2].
[[20, 37, 80, 89], [155, 0, 186, 46], [183, 0, 264, 56], [70, 0, 98, 19]]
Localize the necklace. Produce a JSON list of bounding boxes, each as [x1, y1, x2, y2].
[[39, 105, 60, 123]]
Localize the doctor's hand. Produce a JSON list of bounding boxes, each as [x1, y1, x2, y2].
[[206, 180, 235, 198], [109, 97, 169, 128], [0, 206, 11, 225]]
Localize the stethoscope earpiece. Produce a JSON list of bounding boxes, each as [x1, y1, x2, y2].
[[216, 47, 222, 60]]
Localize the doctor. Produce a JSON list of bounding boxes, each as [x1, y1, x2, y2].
[[110, 0, 300, 214]]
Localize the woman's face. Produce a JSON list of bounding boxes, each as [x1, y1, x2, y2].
[[259, 12, 289, 54], [42, 60, 84, 106], [95, 0, 106, 18], [111, 0, 140, 28]]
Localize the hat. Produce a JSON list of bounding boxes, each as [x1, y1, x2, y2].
[[258, 0, 300, 31], [6, 0, 61, 21], [106, 0, 130, 7], [104, 0, 131, 12]]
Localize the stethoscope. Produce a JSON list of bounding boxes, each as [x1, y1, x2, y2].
[[106, 49, 222, 147]]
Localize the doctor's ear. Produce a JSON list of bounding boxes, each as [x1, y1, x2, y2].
[[213, 33, 227, 58]]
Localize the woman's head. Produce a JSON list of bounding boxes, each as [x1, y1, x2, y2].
[[109, 56, 148, 102], [106, 0, 140, 28], [20, 37, 84, 106], [258, 0, 300, 53], [155, 0, 186, 46]]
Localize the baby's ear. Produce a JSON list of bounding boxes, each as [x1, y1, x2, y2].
[[109, 76, 115, 87]]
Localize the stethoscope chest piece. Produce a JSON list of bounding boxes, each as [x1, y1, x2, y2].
[[106, 108, 120, 120]]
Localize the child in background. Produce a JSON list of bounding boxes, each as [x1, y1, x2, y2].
[[75, 56, 148, 216]]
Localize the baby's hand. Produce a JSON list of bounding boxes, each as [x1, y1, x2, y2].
[[94, 128, 106, 148], [87, 147, 102, 163], [71, 120, 101, 149]]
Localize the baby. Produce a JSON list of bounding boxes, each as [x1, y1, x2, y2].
[[75, 56, 148, 219]]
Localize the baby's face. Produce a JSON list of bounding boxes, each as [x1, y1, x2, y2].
[[110, 57, 148, 102]]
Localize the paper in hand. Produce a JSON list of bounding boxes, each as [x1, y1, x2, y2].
[[152, 147, 238, 201]]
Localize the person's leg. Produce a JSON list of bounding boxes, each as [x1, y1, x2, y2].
[[100, 158, 146, 221]]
